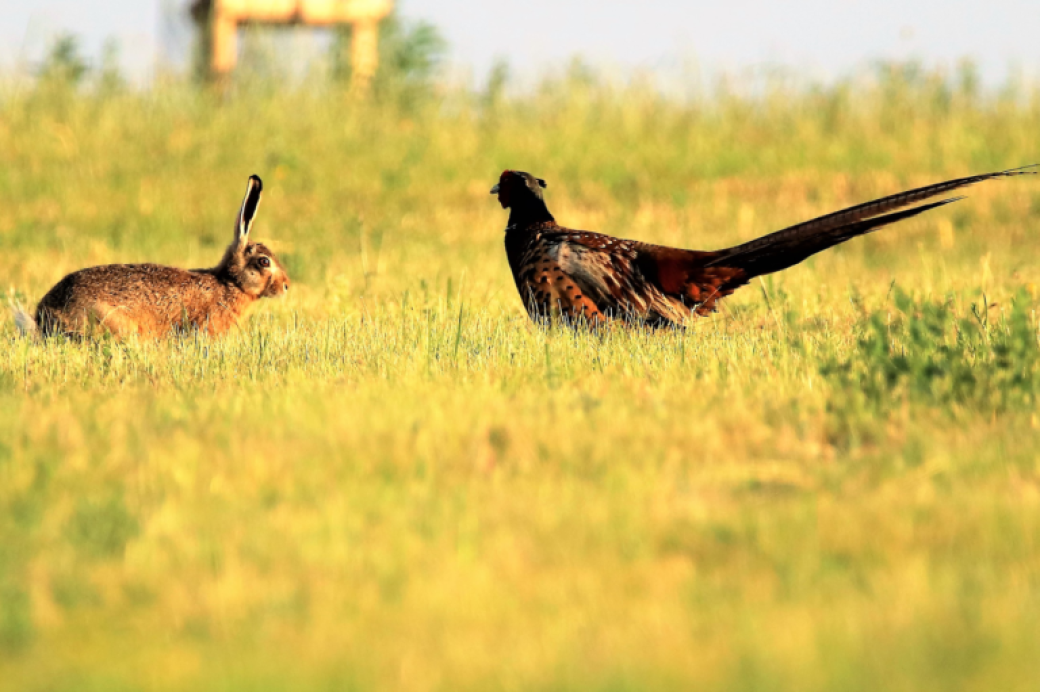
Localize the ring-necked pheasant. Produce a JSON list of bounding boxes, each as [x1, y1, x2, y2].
[[491, 166, 1036, 326]]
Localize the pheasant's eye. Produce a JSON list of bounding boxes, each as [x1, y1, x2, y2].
[[258, 256, 271, 269]]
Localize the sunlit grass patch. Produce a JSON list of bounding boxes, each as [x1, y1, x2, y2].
[[1, 62, 1040, 691]]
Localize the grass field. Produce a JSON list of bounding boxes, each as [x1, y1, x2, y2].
[[2, 60, 1040, 691]]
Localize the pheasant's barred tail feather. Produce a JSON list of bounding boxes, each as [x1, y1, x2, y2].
[[712, 197, 963, 279], [707, 166, 1037, 277]]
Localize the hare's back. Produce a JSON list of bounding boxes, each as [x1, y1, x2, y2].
[[39, 264, 217, 310]]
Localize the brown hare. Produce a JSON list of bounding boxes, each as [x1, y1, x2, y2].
[[16, 174, 290, 339]]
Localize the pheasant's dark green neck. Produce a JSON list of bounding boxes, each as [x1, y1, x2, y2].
[[507, 197, 554, 228]]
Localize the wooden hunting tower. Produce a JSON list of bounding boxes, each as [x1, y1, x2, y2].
[[190, 0, 394, 89]]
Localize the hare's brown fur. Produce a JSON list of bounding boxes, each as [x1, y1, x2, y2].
[[29, 175, 289, 339]]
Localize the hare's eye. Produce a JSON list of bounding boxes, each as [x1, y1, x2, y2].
[[258, 256, 271, 269]]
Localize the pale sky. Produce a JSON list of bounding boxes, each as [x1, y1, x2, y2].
[[1, 0, 1038, 86]]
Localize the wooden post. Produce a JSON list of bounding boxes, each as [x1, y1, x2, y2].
[[211, 8, 238, 76], [350, 19, 379, 93], [190, 0, 393, 90]]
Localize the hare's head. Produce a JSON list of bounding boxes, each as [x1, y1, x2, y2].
[[217, 175, 290, 298]]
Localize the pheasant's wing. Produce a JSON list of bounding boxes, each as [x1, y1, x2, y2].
[[514, 231, 611, 324], [520, 229, 773, 324], [545, 231, 736, 323]]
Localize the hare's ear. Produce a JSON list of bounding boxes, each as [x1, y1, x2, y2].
[[235, 175, 263, 247]]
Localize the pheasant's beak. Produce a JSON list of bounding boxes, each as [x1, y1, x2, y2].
[[490, 183, 500, 195]]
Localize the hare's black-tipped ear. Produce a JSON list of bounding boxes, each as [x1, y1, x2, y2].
[[236, 175, 263, 245], [536, 178, 547, 188]]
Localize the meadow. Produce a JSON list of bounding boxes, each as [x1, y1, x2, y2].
[[2, 54, 1040, 691]]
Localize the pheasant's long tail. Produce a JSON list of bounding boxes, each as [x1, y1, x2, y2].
[[712, 198, 959, 278], [707, 166, 1036, 279]]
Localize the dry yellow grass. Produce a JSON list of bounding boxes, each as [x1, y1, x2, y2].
[[1, 65, 1039, 691]]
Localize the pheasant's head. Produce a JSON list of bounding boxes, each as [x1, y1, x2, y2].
[[490, 170, 547, 210]]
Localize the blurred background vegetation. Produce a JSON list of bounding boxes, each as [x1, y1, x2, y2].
[[1, 19, 1040, 692]]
